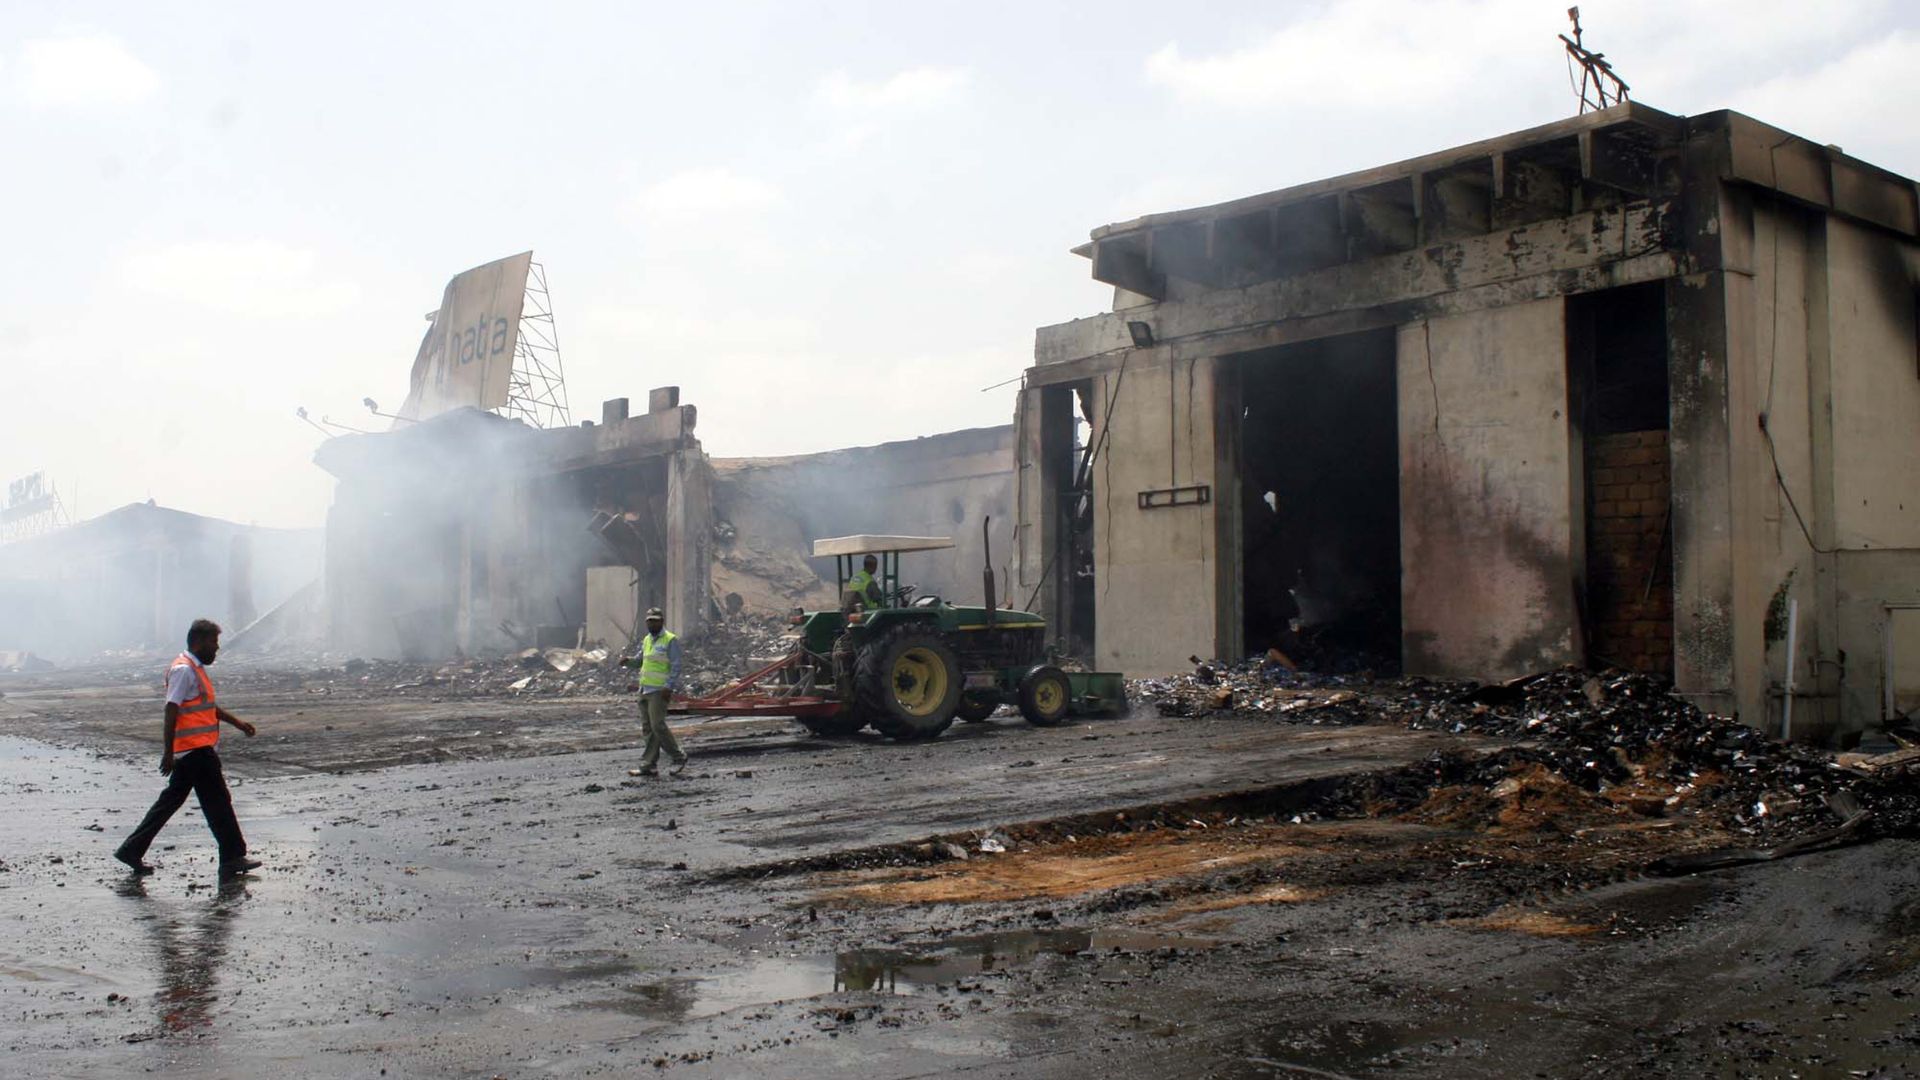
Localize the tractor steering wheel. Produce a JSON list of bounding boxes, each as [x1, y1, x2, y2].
[[893, 583, 918, 604]]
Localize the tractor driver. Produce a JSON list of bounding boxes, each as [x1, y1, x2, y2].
[[846, 554, 884, 612]]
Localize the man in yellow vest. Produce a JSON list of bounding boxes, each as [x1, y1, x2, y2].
[[846, 554, 884, 612], [115, 619, 263, 879], [623, 607, 688, 777]]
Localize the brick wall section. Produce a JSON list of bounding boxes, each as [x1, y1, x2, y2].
[[1587, 430, 1673, 674]]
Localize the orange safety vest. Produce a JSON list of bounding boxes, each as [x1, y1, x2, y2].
[[168, 653, 220, 754]]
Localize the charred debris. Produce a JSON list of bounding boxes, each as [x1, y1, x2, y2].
[[1138, 657, 1920, 862]]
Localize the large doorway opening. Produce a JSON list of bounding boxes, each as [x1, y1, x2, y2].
[[1568, 281, 1673, 675], [1233, 329, 1402, 672]]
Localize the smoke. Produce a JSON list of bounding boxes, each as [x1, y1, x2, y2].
[[317, 407, 619, 661], [0, 503, 321, 664], [709, 426, 1017, 615]]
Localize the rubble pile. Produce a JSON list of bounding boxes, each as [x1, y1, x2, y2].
[[1136, 660, 1920, 846], [282, 649, 627, 700], [679, 613, 796, 696], [191, 617, 798, 702], [1134, 653, 1377, 721], [0, 650, 57, 673]]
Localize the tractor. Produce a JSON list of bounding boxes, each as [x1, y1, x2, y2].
[[672, 526, 1125, 740]]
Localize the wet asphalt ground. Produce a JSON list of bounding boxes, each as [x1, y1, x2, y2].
[[5, 667, 1919, 1078]]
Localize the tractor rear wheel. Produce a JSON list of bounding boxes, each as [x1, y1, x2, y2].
[[956, 692, 998, 723], [857, 628, 963, 740], [1018, 666, 1072, 726]]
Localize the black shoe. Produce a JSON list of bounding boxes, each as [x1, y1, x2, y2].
[[114, 849, 155, 875], [669, 758, 690, 777], [631, 766, 658, 778], [218, 857, 262, 879]]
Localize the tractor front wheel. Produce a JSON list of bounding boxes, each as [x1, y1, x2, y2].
[[956, 691, 998, 723], [857, 628, 963, 741], [1018, 666, 1072, 726]]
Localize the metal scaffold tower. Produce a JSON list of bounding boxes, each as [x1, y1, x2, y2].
[[1561, 7, 1630, 115], [500, 260, 573, 429], [1, 472, 72, 545]]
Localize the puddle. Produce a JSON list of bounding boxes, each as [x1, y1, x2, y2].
[[411, 958, 634, 1000], [830, 928, 1216, 993], [583, 927, 1216, 1021]]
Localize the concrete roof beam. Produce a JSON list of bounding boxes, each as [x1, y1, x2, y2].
[[1342, 179, 1420, 260], [1578, 125, 1667, 203], [1422, 162, 1495, 244], [1090, 236, 1164, 301], [1494, 151, 1578, 231]]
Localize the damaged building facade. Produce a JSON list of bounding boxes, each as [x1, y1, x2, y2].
[[318, 388, 1013, 660], [1016, 103, 1920, 742], [317, 391, 708, 660]]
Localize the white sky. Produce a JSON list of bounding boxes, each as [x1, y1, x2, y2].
[[1, 0, 1914, 528]]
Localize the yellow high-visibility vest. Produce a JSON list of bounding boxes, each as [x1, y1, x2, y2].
[[638, 631, 677, 689]]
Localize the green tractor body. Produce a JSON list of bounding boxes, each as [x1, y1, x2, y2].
[[785, 534, 1126, 740]]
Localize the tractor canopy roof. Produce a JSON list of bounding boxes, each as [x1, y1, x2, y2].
[[810, 535, 955, 558]]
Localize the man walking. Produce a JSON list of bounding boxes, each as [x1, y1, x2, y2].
[[115, 619, 263, 879], [624, 607, 689, 777]]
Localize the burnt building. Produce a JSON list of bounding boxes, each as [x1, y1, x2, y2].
[[317, 389, 1015, 661], [1015, 103, 1920, 742], [317, 392, 708, 660]]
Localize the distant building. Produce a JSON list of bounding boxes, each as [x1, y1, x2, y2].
[[0, 502, 321, 661], [1016, 103, 1920, 742]]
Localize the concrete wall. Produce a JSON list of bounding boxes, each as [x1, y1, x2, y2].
[[1824, 218, 1920, 733], [1837, 551, 1920, 734], [1089, 355, 1224, 675], [1398, 299, 1580, 679], [1828, 218, 1920, 550], [663, 448, 712, 635], [1720, 198, 1824, 736], [585, 565, 641, 649], [1693, 199, 1920, 740], [1668, 191, 1920, 740]]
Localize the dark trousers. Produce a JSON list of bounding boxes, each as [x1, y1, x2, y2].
[[640, 691, 685, 768], [119, 748, 247, 863]]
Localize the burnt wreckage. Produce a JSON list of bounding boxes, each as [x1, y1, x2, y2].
[[1013, 103, 1920, 744]]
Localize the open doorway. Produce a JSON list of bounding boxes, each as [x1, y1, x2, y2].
[[1567, 281, 1673, 675], [1036, 383, 1097, 659], [1036, 386, 1098, 657], [1232, 329, 1401, 672]]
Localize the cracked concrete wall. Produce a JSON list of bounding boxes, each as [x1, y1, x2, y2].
[[1398, 299, 1580, 680]]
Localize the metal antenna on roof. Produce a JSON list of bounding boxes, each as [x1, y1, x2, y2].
[[1560, 7, 1630, 114], [500, 260, 573, 429]]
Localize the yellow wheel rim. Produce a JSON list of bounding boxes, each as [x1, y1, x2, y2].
[[891, 648, 949, 717], [1033, 678, 1065, 715]]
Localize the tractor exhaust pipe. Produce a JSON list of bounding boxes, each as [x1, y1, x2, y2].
[[982, 516, 997, 627]]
